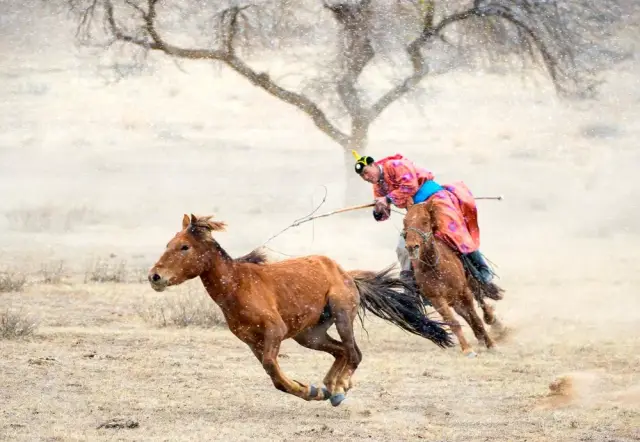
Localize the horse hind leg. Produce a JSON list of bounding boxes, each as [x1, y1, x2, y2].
[[477, 297, 508, 342], [327, 290, 362, 407], [461, 290, 496, 350], [470, 277, 508, 340], [476, 296, 497, 325], [453, 303, 485, 344], [293, 321, 345, 400]]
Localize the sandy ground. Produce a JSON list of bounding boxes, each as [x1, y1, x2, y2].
[[1, 3, 640, 441]]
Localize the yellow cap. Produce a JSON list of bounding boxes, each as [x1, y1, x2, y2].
[[352, 150, 369, 166], [352, 149, 373, 174]]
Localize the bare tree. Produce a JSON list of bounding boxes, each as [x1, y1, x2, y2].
[[67, 0, 633, 201]]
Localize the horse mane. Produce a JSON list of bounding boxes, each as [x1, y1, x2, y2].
[[234, 248, 269, 265], [188, 216, 226, 233], [185, 214, 269, 266]]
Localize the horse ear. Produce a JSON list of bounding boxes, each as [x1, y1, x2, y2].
[[182, 214, 190, 229], [190, 213, 198, 225], [406, 197, 415, 209]]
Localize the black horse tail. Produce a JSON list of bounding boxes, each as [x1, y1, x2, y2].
[[351, 266, 454, 349]]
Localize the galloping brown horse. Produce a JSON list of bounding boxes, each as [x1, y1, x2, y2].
[[148, 214, 454, 406], [403, 201, 506, 357]]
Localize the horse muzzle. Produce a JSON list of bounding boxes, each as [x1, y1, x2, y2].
[[148, 270, 169, 292], [407, 245, 420, 260]]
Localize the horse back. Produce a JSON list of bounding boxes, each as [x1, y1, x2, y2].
[[237, 255, 349, 333]]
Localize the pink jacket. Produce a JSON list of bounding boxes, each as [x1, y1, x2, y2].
[[372, 154, 435, 209]]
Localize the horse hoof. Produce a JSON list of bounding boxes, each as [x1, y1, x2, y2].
[[330, 393, 346, 407], [308, 385, 331, 401], [465, 351, 477, 358]]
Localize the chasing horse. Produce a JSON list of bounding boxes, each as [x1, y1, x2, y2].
[[148, 214, 454, 407], [352, 150, 506, 357]]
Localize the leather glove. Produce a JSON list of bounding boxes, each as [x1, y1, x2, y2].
[[373, 196, 391, 221], [373, 208, 386, 221]]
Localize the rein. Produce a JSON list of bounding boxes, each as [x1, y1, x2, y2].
[[405, 226, 432, 243]]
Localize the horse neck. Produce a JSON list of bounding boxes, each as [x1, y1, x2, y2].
[[199, 241, 240, 306]]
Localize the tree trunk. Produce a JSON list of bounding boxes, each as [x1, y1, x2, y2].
[[342, 134, 372, 210]]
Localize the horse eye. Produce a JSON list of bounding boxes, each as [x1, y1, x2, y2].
[[180, 245, 190, 251]]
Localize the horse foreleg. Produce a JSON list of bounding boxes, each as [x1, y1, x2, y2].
[[251, 324, 327, 402], [431, 296, 476, 358]]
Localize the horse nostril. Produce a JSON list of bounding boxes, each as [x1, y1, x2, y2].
[[151, 273, 161, 282]]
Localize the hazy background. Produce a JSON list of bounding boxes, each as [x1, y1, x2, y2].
[[1, 1, 640, 440], [2, 1, 638, 280]]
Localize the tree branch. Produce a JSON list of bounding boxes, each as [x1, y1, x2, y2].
[[100, 0, 349, 146], [369, 0, 581, 120], [324, 0, 375, 143], [69, 0, 633, 154], [104, 0, 158, 49], [476, 3, 563, 94], [369, 4, 479, 121]]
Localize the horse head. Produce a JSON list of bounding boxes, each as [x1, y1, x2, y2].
[[403, 202, 434, 260], [148, 214, 227, 292]]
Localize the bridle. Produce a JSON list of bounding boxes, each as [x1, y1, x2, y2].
[[404, 226, 431, 242], [403, 225, 440, 269], [402, 205, 440, 268]]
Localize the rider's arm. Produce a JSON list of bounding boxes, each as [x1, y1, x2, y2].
[[385, 160, 420, 207]]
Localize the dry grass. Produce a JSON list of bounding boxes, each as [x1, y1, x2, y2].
[[0, 307, 39, 339], [0, 271, 27, 293], [4, 205, 103, 232], [83, 257, 129, 283], [0, 259, 149, 289], [0, 279, 638, 441], [137, 288, 227, 328], [39, 260, 67, 284]]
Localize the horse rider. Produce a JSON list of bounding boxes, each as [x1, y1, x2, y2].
[[351, 150, 494, 285]]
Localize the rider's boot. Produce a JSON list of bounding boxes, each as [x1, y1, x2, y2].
[[465, 250, 493, 284], [400, 269, 414, 281], [400, 267, 417, 290]]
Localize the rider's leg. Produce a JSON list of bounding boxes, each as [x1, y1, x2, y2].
[[465, 250, 493, 283], [396, 233, 413, 277], [398, 232, 431, 307]]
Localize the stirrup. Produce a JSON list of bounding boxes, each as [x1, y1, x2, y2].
[[400, 270, 414, 278]]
